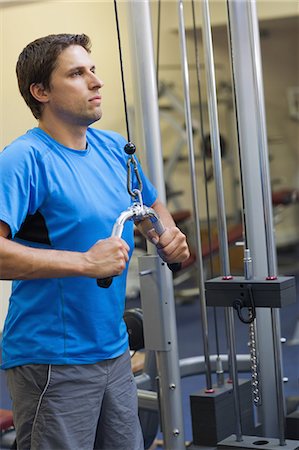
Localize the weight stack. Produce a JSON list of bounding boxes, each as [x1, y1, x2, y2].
[[286, 409, 299, 439], [190, 379, 256, 446]]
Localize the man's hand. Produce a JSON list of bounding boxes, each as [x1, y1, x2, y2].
[[147, 226, 190, 264], [84, 237, 130, 278]]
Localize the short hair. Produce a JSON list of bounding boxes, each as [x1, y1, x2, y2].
[[16, 33, 92, 119]]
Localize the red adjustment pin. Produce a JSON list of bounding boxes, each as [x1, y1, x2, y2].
[[205, 388, 215, 393]]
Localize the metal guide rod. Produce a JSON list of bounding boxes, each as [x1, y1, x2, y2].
[[177, 0, 212, 391], [125, 1, 185, 448], [201, 0, 230, 276], [226, 0, 263, 414], [271, 308, 287, 445], [200, 0, 243, 441], [246, 0, 277, 279], [246, 1, 285, 444], [227, 0, 282, 437]]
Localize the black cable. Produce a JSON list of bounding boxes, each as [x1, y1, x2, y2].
[[156, 0, 161, 91], [114, 0, 131, 143], [233, 285, 256, 324], [113, 0, 139, 199], [226, 0, 248, 248], [191, 0, 221, 358], [130, 350, 137, 359]]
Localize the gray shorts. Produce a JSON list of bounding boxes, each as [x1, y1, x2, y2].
[[6, 350, 144, 450]]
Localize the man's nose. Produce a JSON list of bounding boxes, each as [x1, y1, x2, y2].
[[90, 73, 104, 89]]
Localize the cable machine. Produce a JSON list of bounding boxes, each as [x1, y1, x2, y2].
[[123, 0, 298, 449]]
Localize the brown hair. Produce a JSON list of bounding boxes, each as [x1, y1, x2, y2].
[[16, 33, 91, 119]]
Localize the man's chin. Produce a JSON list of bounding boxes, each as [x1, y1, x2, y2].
[[86, 111, 102, 126]]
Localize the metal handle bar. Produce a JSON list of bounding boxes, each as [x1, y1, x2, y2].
[[97, 204, 181, 288]]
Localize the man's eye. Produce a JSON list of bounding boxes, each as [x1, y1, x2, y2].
[[72, 71, 82, 77]]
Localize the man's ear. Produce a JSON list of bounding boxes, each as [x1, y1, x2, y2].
[[30, 83, 49, 104]]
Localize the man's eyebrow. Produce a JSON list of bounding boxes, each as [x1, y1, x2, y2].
[[66, 65, 96, 74]]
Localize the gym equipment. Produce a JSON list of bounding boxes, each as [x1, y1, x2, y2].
[[126, 3, 186, 448], [223, 0, 296, 446], [286, 409, 299, 440], [98, 8, 181, 289], [124, 308, 144, 352], [0, 409, 16, 450], [125, 0, 299, 449], [135, 254, 254, 449], [190, 379, 256, 446], [97, 187, 181, 288], [177, 0, 214, 394], [112, 4, 186, 448], [195, 0, 244, 441], [205, 276, 296, 309]]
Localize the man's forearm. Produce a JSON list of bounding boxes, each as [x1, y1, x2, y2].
[[0, 236, 85, 280]]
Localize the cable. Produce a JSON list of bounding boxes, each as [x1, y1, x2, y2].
[[114, 0, 141, 199], [226, 1, 248, 249], [114, 0, 131, 143], [156, 0, 161, 91], [233, 285, 256, 324], [130, 350, 137, 359]]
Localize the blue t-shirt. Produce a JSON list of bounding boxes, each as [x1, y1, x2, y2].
[[0, 127, 157, 369]]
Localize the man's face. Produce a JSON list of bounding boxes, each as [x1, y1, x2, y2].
[[45, 45, 103, 126]]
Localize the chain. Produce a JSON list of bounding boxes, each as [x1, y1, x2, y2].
[[127, 157, 143, 199], [248, 313, 262, 406]]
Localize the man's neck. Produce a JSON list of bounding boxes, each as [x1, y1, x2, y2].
[[38, 119, 88, 151]]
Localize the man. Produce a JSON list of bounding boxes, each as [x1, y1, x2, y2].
[[0, 34, 189, 450]]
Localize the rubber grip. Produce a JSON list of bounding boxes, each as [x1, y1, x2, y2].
[[97, 277, 113, 288], [168, 262, 182, 272]]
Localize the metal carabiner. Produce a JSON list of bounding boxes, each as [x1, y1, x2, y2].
[[132, 189, 143, 209]]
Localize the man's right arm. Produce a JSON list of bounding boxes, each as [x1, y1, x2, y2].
[[0, 220, 129, 281]]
